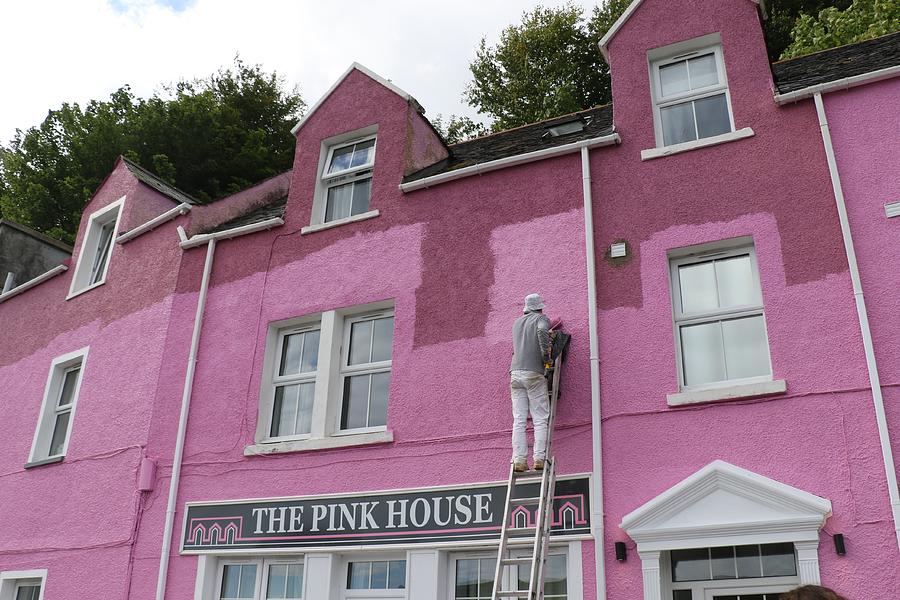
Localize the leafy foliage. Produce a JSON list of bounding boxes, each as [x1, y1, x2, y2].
[[464, 2, 630, 132], [430, 114, 488, 144], [0, 59, 303, 243], [780, 0, 900, 58]]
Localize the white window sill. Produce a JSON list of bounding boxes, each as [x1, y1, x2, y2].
[[300, 210, 380, 235], [667, 379, 786, 407], [244, 430, 394, 456], [66, 278, 106, 300], [641, 127, 755, 161], [24, 455, 65, 469]]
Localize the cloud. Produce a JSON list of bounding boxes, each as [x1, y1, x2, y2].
[[0, 0, 595, 144]]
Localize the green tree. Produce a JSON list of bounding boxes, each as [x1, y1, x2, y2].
[[0, 59, 303, 243], [431, 114, 488, 144], [780, 0, 900, 58], [465, 2, 630, 132], [764, 0, 853, 60]]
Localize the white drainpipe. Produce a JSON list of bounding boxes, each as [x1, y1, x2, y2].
[[813, 92, 900, 550], [156, 239, 217, 599], [581, 145, 608, 599]]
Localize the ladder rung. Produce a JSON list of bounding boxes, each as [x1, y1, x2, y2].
[[508, 526, 536, 535], [501, 557, 532, 566], [496, 591, 528, 598], [511, 496, 541, 504], [514, 475, 543, 484]]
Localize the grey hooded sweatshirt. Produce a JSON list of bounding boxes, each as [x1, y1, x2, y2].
[[510, 311, 551, 374]]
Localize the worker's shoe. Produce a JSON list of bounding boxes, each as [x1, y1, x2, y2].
[[533, 458, 545, 471], [513, 459, 527, 473]]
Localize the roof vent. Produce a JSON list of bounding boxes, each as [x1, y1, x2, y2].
[[545, 120, 585, 138]]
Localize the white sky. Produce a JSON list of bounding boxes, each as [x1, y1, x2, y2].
[[0, 0, 598, 145]]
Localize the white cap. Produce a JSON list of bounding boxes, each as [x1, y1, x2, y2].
[[524, 293, 545, 313]]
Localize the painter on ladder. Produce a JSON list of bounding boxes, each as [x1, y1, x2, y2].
[[510, 293, 552, 473]]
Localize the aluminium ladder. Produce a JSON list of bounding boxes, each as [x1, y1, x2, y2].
[[491, 348, 565, 600]]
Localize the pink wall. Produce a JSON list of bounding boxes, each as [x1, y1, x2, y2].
[[595, 0, 900, 596], [824, 77, 900, 506]]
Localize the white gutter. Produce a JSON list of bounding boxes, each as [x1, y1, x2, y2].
[[155, 239, 216, 600], [581, 146, 607, 600], [814, 92, 900, 550], [775, 65, 900, 104], [0, 264, 68, 304], [400, 134, 621, 193], [179, 217, 284, 249], [117, 203, 191, 244]]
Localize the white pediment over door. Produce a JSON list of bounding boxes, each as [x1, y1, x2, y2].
[[620, 460, 832, 551]]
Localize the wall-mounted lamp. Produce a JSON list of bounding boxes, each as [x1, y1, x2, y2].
[[615, 541, 628, 562], [833, 533, 846, 555]]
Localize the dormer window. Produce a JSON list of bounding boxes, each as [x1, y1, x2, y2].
[[322, 136, 376, 223], [68, 196, 124, 298], [649, 41, 734, 146]]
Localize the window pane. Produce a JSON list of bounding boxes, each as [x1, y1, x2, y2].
[[688, 54, 719, 89], [673, 591, 693, 600], [350, 139, 375, 168], [661, 102, 697, 145], [672, 548, 710, 582], [722, 316, 770, 380], [49, 410, 70, 456], [221, 565, 241, 598], [478, 558, 496, 597], [368, 372, 390, 428], [679, 261, 718, 313], [544, 554, 567, 595], [347, 562, 370, 589], [271, 383, 314, 437], [455, 559, 479, 598], [695, 94, 731, 139], [761, 543, 796, 577], [58, 367, 80, 407], [90, 221, 115, 284], [328, 145, 353, 173], [279, 333, 302, 376], [349, 320, 374, 365], [267, 564, 287, 599], [15, 586, 40, 600], [350, 178, 372, 216], [325, 183, 353, 222], [341, 375, 370, 430], [372, 317, 394, 362], [300, 330, 320, 373], [370, 561, 388, 589], [388, 560, 406, 589], [715, 255, 756, 308], [681, 322, 726, 386], [660, 60, 690, 97], [711, 546, 736, 579], [285, 564, 303, 598], [736, 544, 762, 578], [238, 564, 258, 598]]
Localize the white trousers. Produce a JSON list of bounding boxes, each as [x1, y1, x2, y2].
[[510, 369, 550, 461]]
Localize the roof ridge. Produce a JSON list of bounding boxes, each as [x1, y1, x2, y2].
[[120, 156, 201, 205], [772, 29, 900, 65], [448, 104, 612, 148]]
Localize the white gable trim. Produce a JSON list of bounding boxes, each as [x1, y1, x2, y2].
[[621, 460, 831, 550], [597, 0, 763, 61], [290, 63, 419, 134]]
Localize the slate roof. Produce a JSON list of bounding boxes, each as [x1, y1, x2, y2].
[[772, 30, 900, 94], [121, 156, 201, 206], [203, 193, 288, 234], [403, 105, 615, 183]]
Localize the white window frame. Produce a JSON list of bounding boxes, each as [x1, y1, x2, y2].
[[447, 543, 582, 600], [335, 309, 394, 435], [248, 300, 395, 456], [668, 239, 773, 394], [27, 347, 89, 466], [215, 557, 305, 600], [341, 553, 407, 597], [0, 570, 46, 600], [68, 196, 125, 298], [303, 126, 380, 234], [266, 322, 322, 442], [663, 545, 800, 600]]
